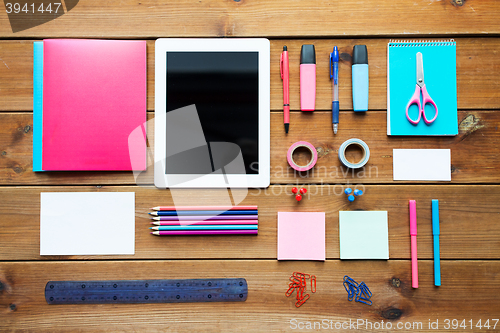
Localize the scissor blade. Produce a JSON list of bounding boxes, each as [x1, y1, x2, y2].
[[416, 52, 424, 87]]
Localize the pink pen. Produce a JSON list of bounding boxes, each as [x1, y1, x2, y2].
[[409, 200, 418, 288], [300, 44, 316, 111]]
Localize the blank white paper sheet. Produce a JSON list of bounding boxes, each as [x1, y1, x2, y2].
[[393, 149, 451, 181], [40, 192, 135, 255]]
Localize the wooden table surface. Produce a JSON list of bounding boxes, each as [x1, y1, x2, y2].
[[1, 1, 500, 332]]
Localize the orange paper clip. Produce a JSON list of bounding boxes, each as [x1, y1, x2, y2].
[[295, 293, 310, 307], [286, 285, 296, 297]]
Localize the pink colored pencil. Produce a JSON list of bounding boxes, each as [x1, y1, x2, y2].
[[151, 215, 258, 221], [151, 220, 258, 226], [150, 205, 258, 211], [151, 230, 258, 236]]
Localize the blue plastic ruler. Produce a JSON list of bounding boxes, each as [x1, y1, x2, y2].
[[45, 278, 248, 305]]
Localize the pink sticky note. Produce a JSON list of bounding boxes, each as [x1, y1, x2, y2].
[[42, 39, 146, 171], [278, 212, 325, 261]]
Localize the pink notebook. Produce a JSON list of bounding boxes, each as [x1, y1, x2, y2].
[[42, 39, 146, 171]]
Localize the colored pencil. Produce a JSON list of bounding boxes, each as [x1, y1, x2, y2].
[[151, 220, 258, 226], [151, 230, 258, 236], [150, 205, 257, 211], [151, 215, 258, 221], [149, 210, 258, 216], [150, 225, 258, 231]]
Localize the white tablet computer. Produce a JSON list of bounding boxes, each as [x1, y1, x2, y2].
[[154, 38, 270, 188]]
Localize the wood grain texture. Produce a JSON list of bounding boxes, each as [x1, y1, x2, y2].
[[1, 38, 499, 111], [1, 110, 497, 185], [1, 185, 499, 261], [0, 0, 498, 38], [1, 2, 500, 330], [1, 260, 499, 332]]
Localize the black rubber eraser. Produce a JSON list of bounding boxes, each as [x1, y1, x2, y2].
[[300, 45, 316, 64], [353, 45, 368, 65]]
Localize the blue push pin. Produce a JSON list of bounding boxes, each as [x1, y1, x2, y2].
[[354, 189, 363, 197], [344, 188, 352, 195], [348, 195, 355, 202]]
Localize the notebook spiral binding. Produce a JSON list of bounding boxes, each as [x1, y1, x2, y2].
[[389, 39, 455, 47]]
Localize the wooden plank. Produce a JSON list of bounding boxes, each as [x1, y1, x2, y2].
[[0, 0, 498, 38], [1, 38, 499, 111], [1, 260, 499, 331], [271, 110, 500, 184], [0, 41, 33, 112], [269, 38, 500, 111], [0, 40, 156, 113], [1, 110, 498, 185], [1, 185, 499, 261]]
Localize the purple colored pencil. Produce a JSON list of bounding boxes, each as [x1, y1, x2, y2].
[[151, 230, 258, 236], [151, 215, 258, 221]]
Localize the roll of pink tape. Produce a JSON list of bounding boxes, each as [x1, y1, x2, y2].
[[287, 141, 318, 171]]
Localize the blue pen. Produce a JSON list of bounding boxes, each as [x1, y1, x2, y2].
[[330, 46, 339, 134], [432, 200, 441, 286]]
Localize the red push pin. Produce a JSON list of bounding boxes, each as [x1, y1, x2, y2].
[[292, 187, 307, 201]]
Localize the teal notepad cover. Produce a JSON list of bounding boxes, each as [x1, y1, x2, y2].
[[33, 42, 43, 171], [387, 40, 458, 136]]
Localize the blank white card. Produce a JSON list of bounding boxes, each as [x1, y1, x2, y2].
[[40, 192, 135, 255], [393, 149, 451, 181]]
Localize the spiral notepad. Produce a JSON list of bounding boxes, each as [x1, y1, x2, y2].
[[387, 40, 458, 136]]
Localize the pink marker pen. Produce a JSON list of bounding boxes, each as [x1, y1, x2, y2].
[[300, 44, 316, 111], [409, 200, 418, 288]]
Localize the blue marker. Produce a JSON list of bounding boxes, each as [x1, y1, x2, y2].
[[344, 188, 352, 195], [348, 195, 355, 202], [432, 200, 441, 286], [352, 45, 369, 112]]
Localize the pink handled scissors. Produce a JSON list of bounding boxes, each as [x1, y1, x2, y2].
[[406, 52, 438, 125]]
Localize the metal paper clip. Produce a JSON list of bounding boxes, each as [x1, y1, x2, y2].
[[343, 275, 373, 306], [295, 293, 310, 308], [285, 284, 296, 297], [356, 297, 373, 306], [286, 272, 317, 308], [358, 282, 372, 298], [310, 275, 317, 293]]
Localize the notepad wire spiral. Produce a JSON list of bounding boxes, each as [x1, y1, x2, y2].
[[389, 39, 455, 47]]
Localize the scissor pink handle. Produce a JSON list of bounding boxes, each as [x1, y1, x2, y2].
[[406, 84, 422, 125], [420, 85, 438, 124], [406, 84, 438, 125]]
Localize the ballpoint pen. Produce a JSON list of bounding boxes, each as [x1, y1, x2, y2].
[[330, 46, 339, 134], [280, 46, 290, 133]]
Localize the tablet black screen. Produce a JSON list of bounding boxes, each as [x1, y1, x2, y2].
[[166, 52, 259, 175]]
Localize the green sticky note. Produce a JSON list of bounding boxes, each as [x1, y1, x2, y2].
[[339, 211, 389, 259]]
